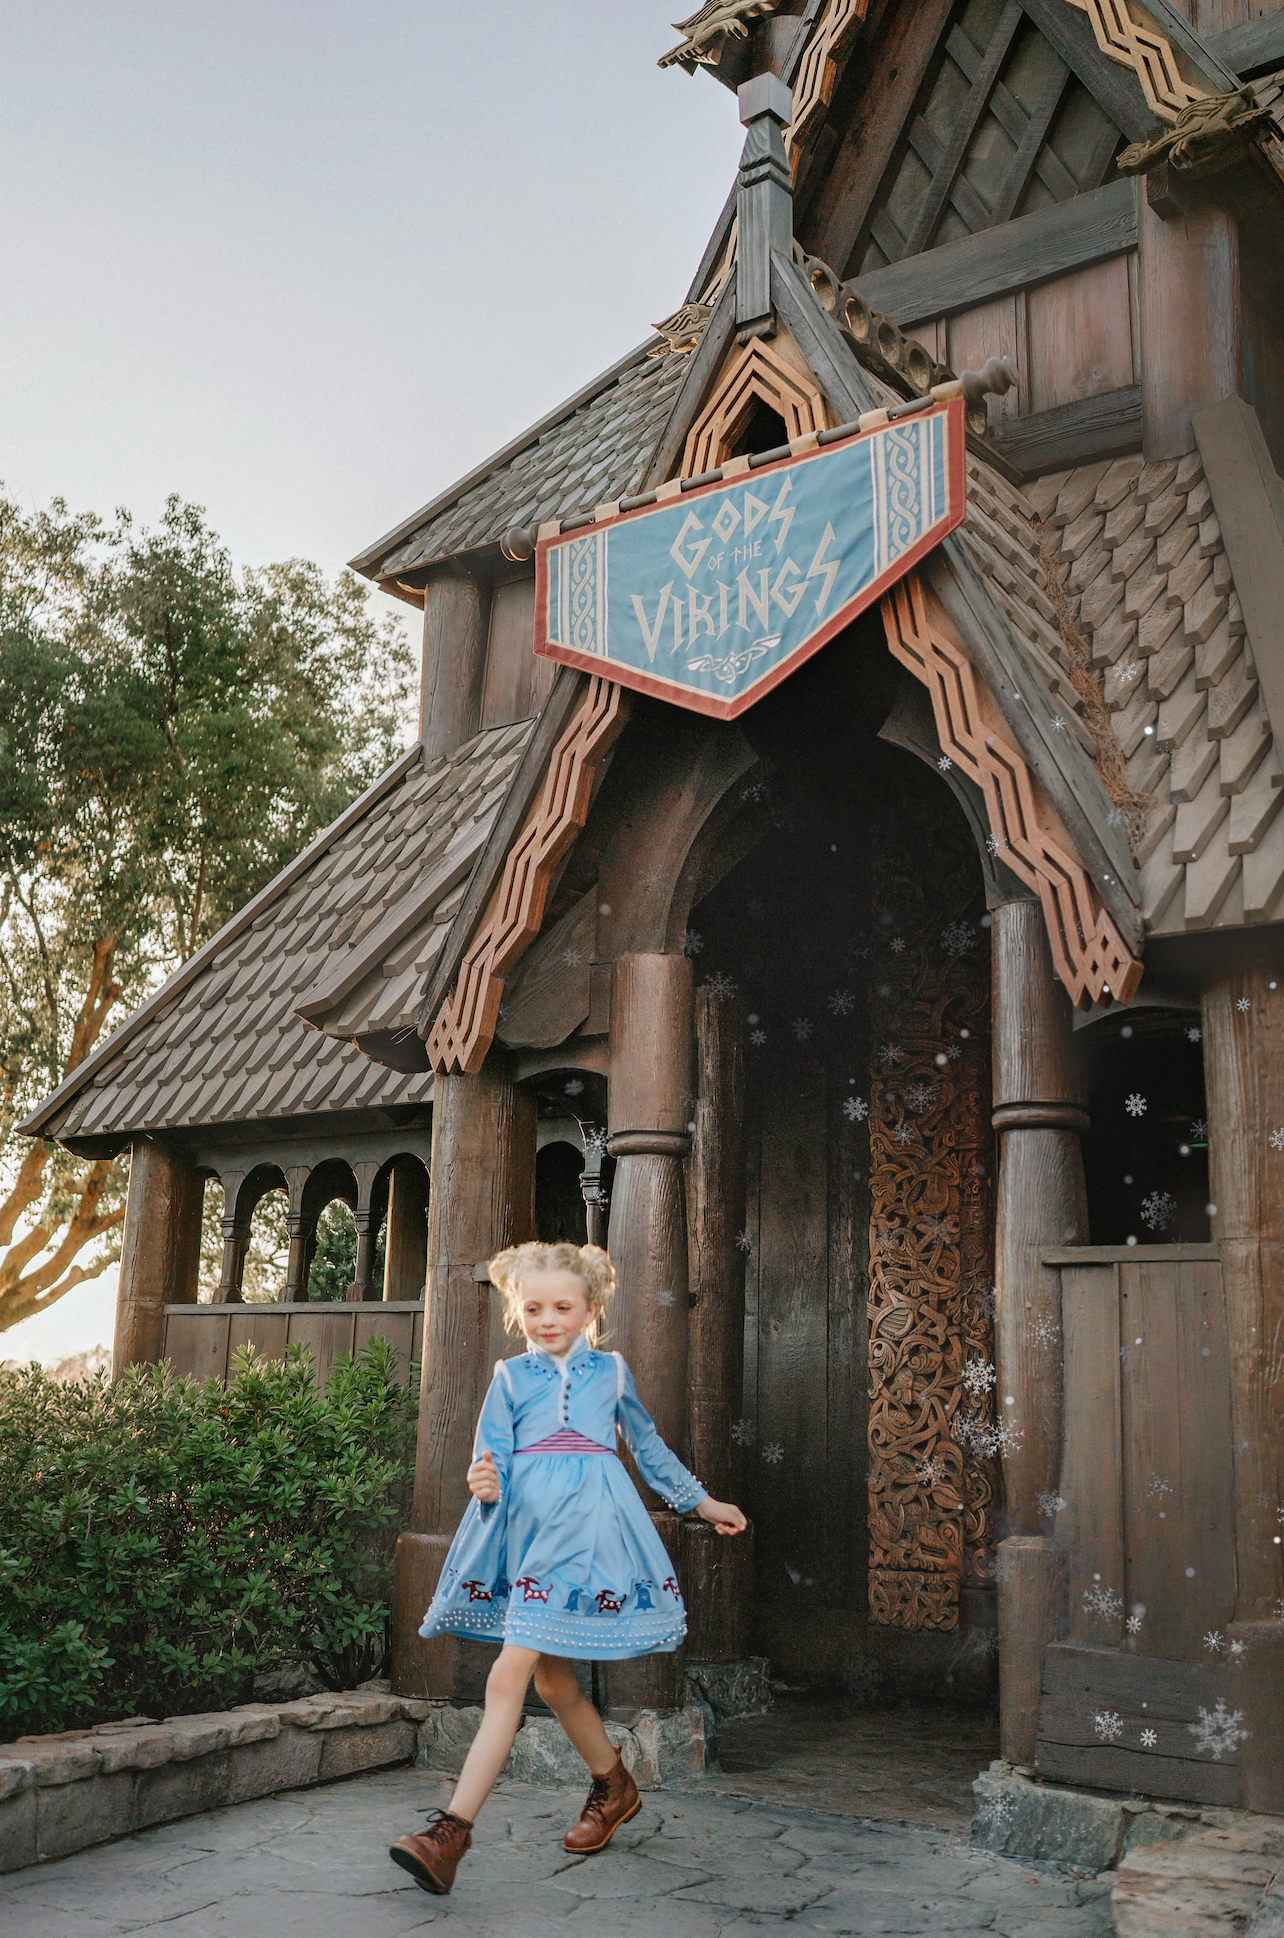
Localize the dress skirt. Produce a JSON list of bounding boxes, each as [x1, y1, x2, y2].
[[418, 1450, 686, 1659]]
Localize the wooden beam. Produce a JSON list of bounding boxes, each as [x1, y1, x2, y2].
[[1137, 181, 1239, 461], [903, 2, 1025, 257], [802, 0, 958, 277], [769, 250, 883, 420], [990, 55, 1071, 225], [1014, 0, 1161, 144], [1193, 396, 1284, 760], [1210, 11, 1284, 77], [991, 384, 1142, 473], [851, 177, 1137, 326], [114, 1139, 203, 1371], [1142, 0, 1241, 93]]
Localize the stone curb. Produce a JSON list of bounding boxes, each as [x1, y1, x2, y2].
[[0, 1689, 429, 1874], [416, 1700, 717, 1791]]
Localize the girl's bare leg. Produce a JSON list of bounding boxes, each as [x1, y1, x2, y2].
[[448, 1645, 539, 1822], [533, 1655, 617, 1777]]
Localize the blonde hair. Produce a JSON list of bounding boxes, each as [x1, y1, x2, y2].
[[488, 1241, 616, 1344]]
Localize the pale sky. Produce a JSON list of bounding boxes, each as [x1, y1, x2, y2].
[[1, 4, 744, 1365]]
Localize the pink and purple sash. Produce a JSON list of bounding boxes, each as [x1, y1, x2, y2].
[[515, 1429, 613, 1456]]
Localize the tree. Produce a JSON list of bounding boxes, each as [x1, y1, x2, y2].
[[0, 491, 413, 1335]]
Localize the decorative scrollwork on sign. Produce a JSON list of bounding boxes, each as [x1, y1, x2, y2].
[[867, 790, 995, 1632]]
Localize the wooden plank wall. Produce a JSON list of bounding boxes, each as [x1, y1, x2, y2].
[[1035, 1248, 1240, 1801], [162, 1302, 425, 1388]]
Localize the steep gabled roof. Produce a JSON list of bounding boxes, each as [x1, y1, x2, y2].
[[21, 721, 535, 1147]]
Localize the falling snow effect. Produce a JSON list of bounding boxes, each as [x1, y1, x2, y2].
[[1036, 1488, 1068, 1518], [653, 1287, 677, 1308], [962, 1359, 997, 1399], [1188, 1699, 1250, 1760], [921, 1215, 957, 1246], [1271, 1128, 1284, 1153], [792, 1017, 814, 1042], [735, 1229, 753, 1253], [1082, 1582, 1125, 1620], [917, 1456, 945, 1486], [1126, 1614, 1144, 1635], [1148, 1473, 1173, 1501], [1205, 1631, 1225, 1654], [1237, 998, 1251, 1013], [731, 1419, 756, 1446], [703, 970, 737, 1001], [762, 1442, 784, 1465], [1141, 1190, 1178, 1232], [683, 928, 704, 957], [1140, 1728, 1158, 1748], [1031, 1316, 1060, 1349], [940, 920, 976, 957], [1094, 1710, 1124, 1742], [1190, 1118, 1207, 1142], [1125, 1093, 1148, 1117], [892, 1125, 916, 1148], [906, 1083, 937, 1114], [877, 1043, 905, 1067], [1187, 1025, 1202, 1043], [564, 1079, 584, 1097], [828, 989, 856, 1016], [843, 1095, 870, 1123], [889, 936, 906, 954], [749, 1028, 767, 1047]]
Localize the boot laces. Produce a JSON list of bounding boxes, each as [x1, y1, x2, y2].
[[422, 1808, 467, 1845]]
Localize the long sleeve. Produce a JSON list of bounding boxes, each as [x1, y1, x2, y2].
[[614, 1357, 707, 1513], [472, 1360, 516, 1518]]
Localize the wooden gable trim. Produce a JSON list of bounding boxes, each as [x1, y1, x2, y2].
[[680, 330, 830, 477], [423, 678, 628, 1075], [851, 175, 1137, 327], [1015, 0, 1159, 142], [883, 572, 1143, 1008], [1193, 396, 1284, 772]]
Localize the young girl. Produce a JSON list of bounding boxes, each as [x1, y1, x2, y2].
[[389, 1241, 746, 1896]]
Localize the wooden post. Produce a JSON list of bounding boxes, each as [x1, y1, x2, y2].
[[602, 953, 693, 1710], [1203, 960, 1284, 1813], [391, 1057, 532, 1698], [683, 986, 753, 1663], [420, 570, 488, 761], [216, 1169, 250, 1303], [113, 1138, 203, 1373], [991, 898, 1088, 1764], [1136, 177, 1239, 461], [282, 1164, 313, 1303], [349, 1160, 383, 1302], [383, 1159, 428, 1302]]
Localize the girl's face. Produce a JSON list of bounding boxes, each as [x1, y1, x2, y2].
[[518, 1271, 593, 1357]]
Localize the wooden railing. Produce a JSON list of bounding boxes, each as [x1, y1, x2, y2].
[[161, 1300, 424, 1388]]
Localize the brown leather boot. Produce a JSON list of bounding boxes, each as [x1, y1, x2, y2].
[[389, 1809, 473, 1893], [562, 1751, 641, 1854]]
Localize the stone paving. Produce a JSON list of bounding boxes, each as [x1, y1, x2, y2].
[[0, 1765, 1115, 1937]]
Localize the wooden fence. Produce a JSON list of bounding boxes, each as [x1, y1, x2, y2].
[[162, 1301, 425, 1389]]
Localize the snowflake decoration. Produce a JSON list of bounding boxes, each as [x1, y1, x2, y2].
[[683, 928, 705, 957], [981, 1792, 1014, 1831], [562, 946, 584, 968], [1036, 1488, 1068, 1518], [741, 781, 770, 804], [985, 834, 1007, 855], [921, 1214, 957, 1246], [842, 1095, 869, 1123], [1186, 1026, 1202, 1043], [917, 1456, 945, 1486], [1126, 1614, 1144, 1635], [1188, 1698, 1249, 1761], [1271, 1129, 1284, 1154], [892, 1124, 916, 1147], [762, 1442, 784, 1465], [991, 1417, 1024, 1457], [735, 1229, 753, 1254], [1108, 806, 1126, 827], [1083, 1582, 1125, 1620], [1125, 1093, 1147, 1117], [792, 1017, 813, 1042], [877, 1043, 905, 1067], [828, 989, 856, 1016], [1204, 1630, 1225, 1655], [1140, 1728, 1158, 1749], [906, 1082, 937, 1114], [1031, 1316, 1061, 1349], [1050, 715, 1067, 734], [749, 1028, 767, 1046], [937, 754, 953, 771], [1141, 1190, 1177, 1232], [875, 1227, 902, 1254], [889, 936, 906, 954], [582, 1126, 609, 1154], [1094, 1710, 1124, 1743], [731, 1418, 756, 1446], [1228, 1639, 1247, 1665], [654, 1287, 676, 1308], [945, 1041, 963, 1061], [564, 1078, 585, 1097], [962, 1359, 997, 1399], [1147, 1473, 1173, 1501], [1237, 997, 1251, 1013], [704, 970, 737, 1001], [1189, 1119, 1207, 1142]]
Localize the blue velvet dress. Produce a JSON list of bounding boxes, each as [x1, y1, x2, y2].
[[418, 1334, 707, 1659]]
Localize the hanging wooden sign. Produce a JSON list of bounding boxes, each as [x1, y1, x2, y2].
[[533, 397, 965, 721]]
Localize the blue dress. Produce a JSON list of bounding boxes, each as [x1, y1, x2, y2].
[[418, 1334, 707, 1659]]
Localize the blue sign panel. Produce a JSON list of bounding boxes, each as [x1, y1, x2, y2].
[[534, 398, 965, 720]]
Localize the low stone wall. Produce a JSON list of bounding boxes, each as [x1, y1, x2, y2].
[[1, 1687, 720, 1876], [973, 1760, 1282, 1872]]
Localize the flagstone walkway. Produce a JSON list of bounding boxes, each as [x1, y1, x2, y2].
[[1, 1765, 1115, 1937]]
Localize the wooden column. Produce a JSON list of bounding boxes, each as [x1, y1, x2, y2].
[[603, 953, 693, 1709], [216, 1169, 250, 1303], [383, 1159, 428, 1302], [113, 1138, 203, 1373], [1203, 959, 1284, 1812], [391, 1057, 531, 1698], [991, 898, 1088, 1764], [419, 570, 488, 761], [349, 1160, 383, 1302], [684, 986, 753, 1662], [282, 1165, 313, 1303], [1137, 177, 1239, 461]]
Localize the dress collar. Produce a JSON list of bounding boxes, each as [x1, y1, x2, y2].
[[527, 1332, 593, 1373]]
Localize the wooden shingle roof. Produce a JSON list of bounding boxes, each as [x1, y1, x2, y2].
[[23, 719, 536, 1147]]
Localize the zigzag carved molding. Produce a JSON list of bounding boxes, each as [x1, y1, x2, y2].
[[425, 677, 627, 1075], [1063, 0, 1206, 123], [881, 572, 1143, 1010]]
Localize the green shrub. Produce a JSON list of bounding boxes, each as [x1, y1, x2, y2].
[[0, 1338, 417, 1738]]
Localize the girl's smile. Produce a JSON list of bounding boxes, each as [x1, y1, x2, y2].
[[518, 1270, 594, 1357]]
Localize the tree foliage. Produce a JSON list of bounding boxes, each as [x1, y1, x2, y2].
[[0, 490, 413, 1334], [0, 1339, 418, 1734]]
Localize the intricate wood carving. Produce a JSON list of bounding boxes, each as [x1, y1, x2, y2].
[[881, 572, 1143, 1011], [648, 302, 714, 359], [658, 0, 785, 73], [788, 0, 870, 160], [681, 332, 829, 478], [1062, 0, 1205, 123], [425, 678, 626, 1075], [1117, 86, 1283, 184], [866, 807, 995, 1632]]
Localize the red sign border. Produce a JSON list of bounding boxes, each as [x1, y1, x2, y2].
[[533, 397, 966, 723]]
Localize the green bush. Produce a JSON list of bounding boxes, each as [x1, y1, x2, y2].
[[0, 1338, 417, 1738]]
